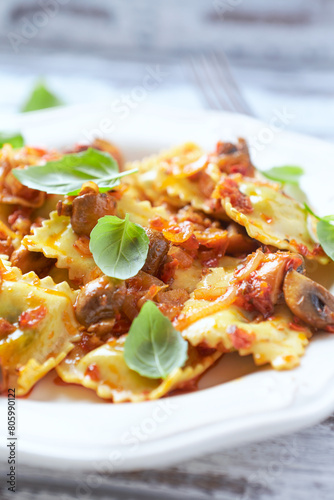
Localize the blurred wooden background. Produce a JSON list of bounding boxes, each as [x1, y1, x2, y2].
[[0, 0, 333, 139], [0, 0, 334, 66]]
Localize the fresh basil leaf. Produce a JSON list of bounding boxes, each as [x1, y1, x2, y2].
[[0, 132, 24, 149], [322, 215, 334, 223], [304, 204, 334, 260], [21, 79, 63, 112], [317, 218, 334, 261], [13, 148, 136, 195], [262, 165, 304, 184], [304, 203, 321, 220], [124, 301, 188, 379], [89, 214, 149, 280]]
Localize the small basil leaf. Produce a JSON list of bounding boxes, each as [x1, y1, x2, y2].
[[262, 165, 304, 184], [304, 203, 321, 220], [322, 215, 334, 223], [317, 218, 334, 261], [21, 79, 63, 112], [13, 148, 136, 195], [124, 301, 188, 379], [0, 132, 24, 149], [304, 204, 334, 260], [89, 214, 149, 280]]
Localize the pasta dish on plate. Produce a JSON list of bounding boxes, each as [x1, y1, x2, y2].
[[0, 136, 333, 402]]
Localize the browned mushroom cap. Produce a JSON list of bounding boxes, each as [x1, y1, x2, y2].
[[283, 269, 334, 329], [75, 276, 126, 327], [71, 192, 117, 237], [225, 222, 258, 256], [141, 228, 170, 277], [10, 245, 56, 278]]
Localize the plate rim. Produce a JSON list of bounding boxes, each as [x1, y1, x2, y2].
[[1, 103, 334, 471]]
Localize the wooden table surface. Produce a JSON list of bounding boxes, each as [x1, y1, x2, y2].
[[1, 2, 334, 499], [1, 415, 334, 499]]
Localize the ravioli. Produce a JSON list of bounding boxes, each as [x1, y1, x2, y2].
[[23, 192, 170, 285], [0, 144, 46, 208], [130, 142, 223, 213], [0, 257, 79, 395], [171, 260, 203, 293], [217, 176, 327, 263], [132, 143, 326, 263], [56, 336, 221, 403], [182, 304, 310, 370], [180, 261, 312, 370], [23, 211, 100, 284], [116, 188, 170, 227], [0, 137, 333, 402]]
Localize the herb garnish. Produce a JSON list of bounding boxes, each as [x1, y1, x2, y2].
[[13, 148, 137, 195], [21, 79, 63, 112], [305, 203, 334, 261], [0, 132, 24, 149], [124, 301, 188, 379], [262, 165, 304, 184], [89, 214, 149, 280]]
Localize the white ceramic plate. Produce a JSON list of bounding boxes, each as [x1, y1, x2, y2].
[[1, 104, 334, 472]]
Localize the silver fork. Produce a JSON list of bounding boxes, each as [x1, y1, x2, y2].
[[189, 51, 254, 116]]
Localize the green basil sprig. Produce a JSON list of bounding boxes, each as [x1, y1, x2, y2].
[[124, 301, 188, 379], [0, 132, 24, 149], [305, 203, 334, 261], [89, 214, 149, 280], [262, 165, 304, 184], [21, 79, 63, 113], [13, 148, 136, 196]]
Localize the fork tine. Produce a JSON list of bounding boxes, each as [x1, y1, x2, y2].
[[189, 52, 253, 115], [199, 53, 236, 112], [189, 56, 219, 110], [213, 51, 254, 116]]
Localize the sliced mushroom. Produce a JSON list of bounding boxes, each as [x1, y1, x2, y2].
[[141, 228, 170, 277], [256, 257, 289, 305], [71, 192, 117, 236], [10, 245, 56, 278], [225, 222, 258, 256], [283, 269, 334, 329], [75, 276, 126, 327], [215, 138, 255, 177]]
